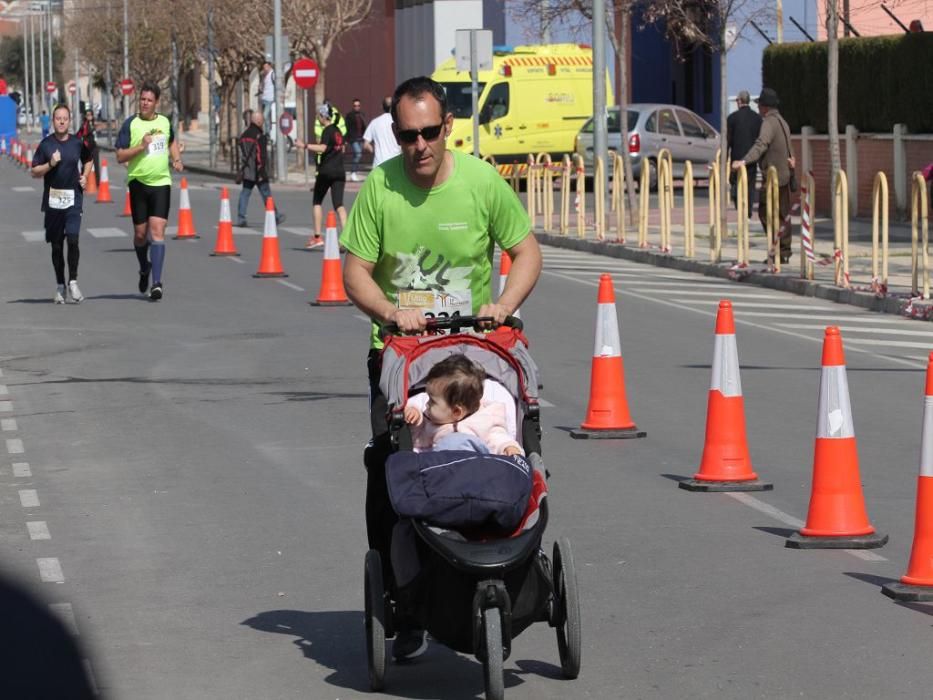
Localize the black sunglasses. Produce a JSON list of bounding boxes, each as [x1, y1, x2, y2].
[[396, 123, 445, 144]]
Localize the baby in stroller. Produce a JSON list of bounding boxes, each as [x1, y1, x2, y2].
[[364, 317, 580, 699]]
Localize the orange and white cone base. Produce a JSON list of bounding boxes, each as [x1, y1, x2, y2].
[[253, 197, 287, 278], [211, 187, 239, 256], [883, 353, 933, 601], [680, 301, 772, 492], [498, 251, 521, 319], [96, 159, 113, 203], [310, 218, 351, 306], [571, 274, 645, 439], [173, 178, 199, 239], [84, 163, 98, 194], [787, 327, 887, 549], [120, 189, 132, 217]]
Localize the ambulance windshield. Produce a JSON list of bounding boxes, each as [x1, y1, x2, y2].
[[439, 82, 485, 118]]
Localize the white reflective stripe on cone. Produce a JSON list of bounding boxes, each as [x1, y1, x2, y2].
[[710, 334, 742, 397], [180, 186, 190, 208], [921, 396, 933, 477], [219, 197, 230, 222], [499, 274, 506, 297], [816, 365, 855, 439], [263, 212, 278, 238], [324, 226, 340, 259], [593, 303, 621, 358]]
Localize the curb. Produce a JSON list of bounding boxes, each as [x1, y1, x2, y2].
[[534, 232, 933, 321]]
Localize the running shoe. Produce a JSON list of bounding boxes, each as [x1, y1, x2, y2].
[[391, 628, 427, 661], [149, 282, 163, 301], [138, 262, 151, 294], [68, 280, 84, 303], [53, 285, 65, 304], [305, 236, 324, 250], [236, 219, 248, 227], [275, 213, 287, 225]]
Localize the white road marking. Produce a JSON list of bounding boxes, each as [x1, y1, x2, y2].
[[49, 603, 78, 635], [227, 257, 246, 264], [538, 398, 555, 408], [0, 401, 12, 411], [83, 660, 99, 695], [21, 230, 45, 242], [725, 493, 887, 562], [354, 314, 370, 323], [87, 227, 128, 238], [12, 462, 31, 477], [27, 521, 51, 540], [12, 186, 36, 192], [843, 338, 933, 350], [37, 558, 65, 583], [0, 384, 7, 395], [232, 226, 259, 236], [6, 438, 24, 454], [281, 227, 313, 237], [776, 323, 933, 338], [616, 280, 747, 289], [655, 290, 786, 299], [277, 280, 305, 292], [19, 489, 39, 507], [1, 418, 17, 431], [739, 312, 912, 322], [676, 300, 837, 310]]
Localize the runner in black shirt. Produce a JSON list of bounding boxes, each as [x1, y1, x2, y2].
[[296, 103, 348, 249], [31, 104, 93, 304]]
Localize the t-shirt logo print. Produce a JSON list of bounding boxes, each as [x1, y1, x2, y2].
[[391, 246, 471, 291]]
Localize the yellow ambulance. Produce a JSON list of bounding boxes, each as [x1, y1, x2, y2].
[[432, 43, 612, 162]]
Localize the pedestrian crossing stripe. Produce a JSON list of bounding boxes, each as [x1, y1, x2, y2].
[[21, 230, 45, 242], [281, 227, 314, 237], [86, 228, 127, 238], [12, 186, 35, 192], [232, 226, 260, 236]]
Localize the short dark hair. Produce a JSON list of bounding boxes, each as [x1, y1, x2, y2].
[[425, 354, 485, 415], [139, 81, 160, 100], [391, 76, 447, 125], [382, 96, 392, 113], [52, 104, 69, 118]]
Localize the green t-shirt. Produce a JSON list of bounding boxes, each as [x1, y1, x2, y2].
[[342, 151, 531, 348], [115, 113, 174, 187]]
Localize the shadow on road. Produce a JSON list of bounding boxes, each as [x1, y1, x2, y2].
[[752, 526, 797, 539], [241, 608, 552, 698], [843, 571, 899, 589]]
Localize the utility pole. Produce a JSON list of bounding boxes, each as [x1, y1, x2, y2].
[[273, 0, 286, 182], [207, 7, 216, 170], [73, 49, 80, 131], [37, 10, 46, 115], [122, 0, 130, 119], [776, 0, 784, 43], [46, 0, 52, 95], [592, 0, 608, 212], [22, 17, 31, 133], [30, 14, 38, 127]]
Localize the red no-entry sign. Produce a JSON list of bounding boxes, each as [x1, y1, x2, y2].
[[67, 81, 76, 95], [120, 78, 134, 96], [292, 58, 319, 90], [45, 81, 56, 94], [279, 111, 294, 136]]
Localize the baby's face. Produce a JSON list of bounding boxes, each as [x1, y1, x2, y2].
[[424, 388, 460, 425]]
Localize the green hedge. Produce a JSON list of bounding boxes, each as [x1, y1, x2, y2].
[[762, 33, 933, 133]]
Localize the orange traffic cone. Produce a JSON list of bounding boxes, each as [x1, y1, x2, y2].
[[883, 353, 933, 601], [210, 187, 239, 257], [498, 251, 521, 319], [253, 196, 287, 278], [680, 300, 772, 492], [310, 212, 351, 306], [571, 273, 645, 439], [173, 178, 199, 239], [787, 327, 887, 549], [119, 189, 132, 217], [84, 162, 98, 194], [96, 159, 113, 203]]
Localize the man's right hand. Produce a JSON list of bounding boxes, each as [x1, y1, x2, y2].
[[141, 133, 153, 149], [50, 149, 61, 167], [391, 308, 428, 334]]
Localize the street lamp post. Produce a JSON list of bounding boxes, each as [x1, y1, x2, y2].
[[123, 0, 130, 119], [22, 17, 31, 133], [273, 0, 286, 182]]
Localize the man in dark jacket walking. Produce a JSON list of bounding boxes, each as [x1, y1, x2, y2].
[[345, 98, 366, 181], [236, 111, 284, 227], [732, 87, 796, 264], [727, 90, 762, 219]]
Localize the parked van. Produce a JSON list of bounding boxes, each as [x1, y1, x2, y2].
[[432, 43, 613, 163]]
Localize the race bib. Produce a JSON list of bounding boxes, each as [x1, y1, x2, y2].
[[147, 134, 167, 156], [398, 289, 473, 325], [48, 188, 75, 210]]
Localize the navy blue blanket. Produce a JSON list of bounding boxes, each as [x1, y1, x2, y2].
[[386, 450, 533, 533]]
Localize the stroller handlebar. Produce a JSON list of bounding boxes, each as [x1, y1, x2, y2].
[[380, 315, 523, 340]]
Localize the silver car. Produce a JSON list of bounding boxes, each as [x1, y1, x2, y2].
[[574, 104, 720, 188]]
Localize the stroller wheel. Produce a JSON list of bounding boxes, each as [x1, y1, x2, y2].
[[481, 607, 505, 700], [553, 537, 582, 679], [364, 549, 387, 691]]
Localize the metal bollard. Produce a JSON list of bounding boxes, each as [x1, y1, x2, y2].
[[834, 170, 850, 288], [537, 153, 554, 233], [683, 161, 695, 257], [657, 157, 672, 253], [594, 155, 606, 240], [560, 155, 571, 236], [573, 153, 586, 238], [709, 150, 722, 263], [911, 171, 930, 299], [800, 172, 816, 280], [638, 161, 650, 248], [871, 171, 889, 295], [765, 166, 781, 272], [613, 153, 627, 243], [526, 154, 537, 223], [735, 162, 750, 266], [510, 164, 521, 194]]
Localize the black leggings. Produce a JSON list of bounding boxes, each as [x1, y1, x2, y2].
[[50, 235, 79, 284]]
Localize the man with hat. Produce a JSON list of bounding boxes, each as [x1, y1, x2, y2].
[[727, 90, 762, 220], [732, 87, 797, 264]]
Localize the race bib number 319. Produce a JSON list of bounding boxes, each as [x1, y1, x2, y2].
[[148, 134, 167, 156]]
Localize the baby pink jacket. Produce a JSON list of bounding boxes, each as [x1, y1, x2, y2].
[[406, 393, 524, 456]]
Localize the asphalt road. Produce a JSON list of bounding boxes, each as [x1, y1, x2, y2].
[[3, 159, 933, 699]]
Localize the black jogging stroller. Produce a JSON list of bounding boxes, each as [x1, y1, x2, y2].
[[363, 316, 582, 700]]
